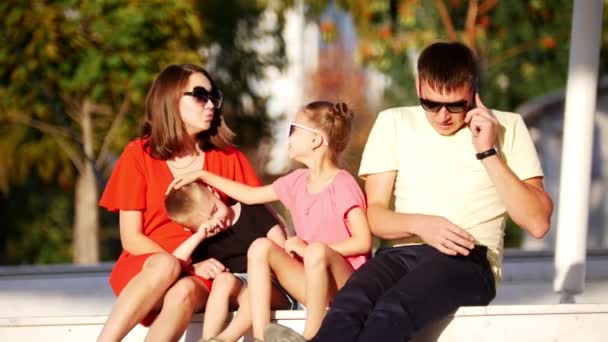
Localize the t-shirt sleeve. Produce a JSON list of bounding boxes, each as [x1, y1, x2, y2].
[[358, 110, 398, 177], [99, 141, 147, 212], [272, 169, 306, 211], [504, 115, 544, 181], [242, 204, 280, 236], [332, 172, 367, 220]]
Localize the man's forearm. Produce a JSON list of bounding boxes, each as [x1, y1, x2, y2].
[[368, 204, 433, 240], [482, 156, 552, 238]]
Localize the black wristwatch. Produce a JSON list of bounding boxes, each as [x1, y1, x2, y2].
[[475, 146, 499, 160]]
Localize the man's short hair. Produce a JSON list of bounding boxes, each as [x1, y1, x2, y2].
[[417, 41, 479, 93], [165, 181, 209, 229]]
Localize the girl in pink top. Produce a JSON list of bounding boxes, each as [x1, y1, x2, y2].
[[169, 101, 372, 341]]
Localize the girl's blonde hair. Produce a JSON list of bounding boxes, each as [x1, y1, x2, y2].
[[302, 101, 354, 164]]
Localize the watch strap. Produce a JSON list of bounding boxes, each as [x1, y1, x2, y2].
[[476, 147, 498, 160]]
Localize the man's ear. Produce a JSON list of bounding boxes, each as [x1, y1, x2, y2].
[[415, 75, 420, 97]]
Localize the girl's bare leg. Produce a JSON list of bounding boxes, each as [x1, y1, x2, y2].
[[247, 238, 307, 340], [202, 273, 242, 340], [97, 253, 182, 342], [145, 276, 209, 341], [301, 243, 353, 339]]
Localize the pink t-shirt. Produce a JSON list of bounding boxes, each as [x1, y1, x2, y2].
[[272, 169, 369, 270]]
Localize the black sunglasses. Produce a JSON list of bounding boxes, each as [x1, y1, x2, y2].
[[183, 86, 223, 109], [419, 98, 470, 113]]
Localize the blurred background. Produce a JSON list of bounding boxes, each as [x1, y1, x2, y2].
[[2, 0, 608, 266]]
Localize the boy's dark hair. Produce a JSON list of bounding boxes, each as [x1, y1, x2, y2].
[[165, 181, 209, 229], [417, 42, 479, 93]]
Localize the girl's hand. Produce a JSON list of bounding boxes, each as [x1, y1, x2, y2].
[[192, 258, 228, 279], [284, 236, 307, 257], [165, 170, 206, 194]]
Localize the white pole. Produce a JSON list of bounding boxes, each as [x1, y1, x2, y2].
[[554, 0, 604, 303]]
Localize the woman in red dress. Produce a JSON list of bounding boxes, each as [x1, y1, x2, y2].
[[97, 64, 261, 341]]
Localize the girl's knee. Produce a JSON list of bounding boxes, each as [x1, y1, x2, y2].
[[247, 237, 274, 260], [142, 253, 181, 284], [303, 242, 330, 267]]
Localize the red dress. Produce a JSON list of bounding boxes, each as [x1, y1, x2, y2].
[[99, 139, 260, 325]]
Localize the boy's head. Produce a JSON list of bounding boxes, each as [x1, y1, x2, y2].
[[165, 181, 230, 232]]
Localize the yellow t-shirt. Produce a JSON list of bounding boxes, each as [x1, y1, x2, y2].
[[358, 106, 544, 281]]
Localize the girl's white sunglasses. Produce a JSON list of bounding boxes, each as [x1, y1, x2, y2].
[[288, 122, 329, 146]]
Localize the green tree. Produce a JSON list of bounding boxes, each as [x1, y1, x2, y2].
[[306, 0, 583, 111], [0, 0, 204, 264], [0, 0, 289, 264]]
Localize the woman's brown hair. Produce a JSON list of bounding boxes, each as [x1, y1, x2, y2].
[[142, 64, 235, 159], [302, 101, 354, 164]]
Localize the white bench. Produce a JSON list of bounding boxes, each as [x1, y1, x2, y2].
[[1, 304, 607, 342]]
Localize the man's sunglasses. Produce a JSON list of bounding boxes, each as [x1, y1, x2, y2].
[[288, 122, 328, 145], [183, 86, 223, 109], [418, 98, 471, 114]]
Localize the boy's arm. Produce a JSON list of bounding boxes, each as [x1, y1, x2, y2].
[[172, 228, 207, 262]]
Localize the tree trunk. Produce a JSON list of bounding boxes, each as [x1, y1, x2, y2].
[[73, 165, 100, 264], [73, 100, 99, 264]]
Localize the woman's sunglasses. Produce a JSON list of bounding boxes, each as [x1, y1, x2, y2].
[[288, 122, 328, 145], [183, 86, 223, 109], [418, 98, 470, 113]]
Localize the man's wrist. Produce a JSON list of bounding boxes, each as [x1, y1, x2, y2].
[[476, 146, 499, 160]]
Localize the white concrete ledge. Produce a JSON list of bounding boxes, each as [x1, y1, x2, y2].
[[1, 305, 607, 342]]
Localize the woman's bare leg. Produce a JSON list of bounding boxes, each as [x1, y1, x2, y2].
[[145, 276, 209, 341], [202, 273, 242, 340], [97, 253, 182, 342], [301, 243, 353, 339], [247, 238, 307, 340]]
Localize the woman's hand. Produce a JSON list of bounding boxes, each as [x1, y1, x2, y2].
[[165, 170, 207, 194], [284, 236, 307, 257], [192, 258, 228, 279]]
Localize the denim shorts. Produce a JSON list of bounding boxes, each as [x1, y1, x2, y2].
[[233, 272, 300, 310]]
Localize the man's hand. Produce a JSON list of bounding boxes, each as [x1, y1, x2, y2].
[[413, 216, 476, 255], [192, 258, 228, 279], [465, 94, 499, 153], [284, 236, 307, 257]]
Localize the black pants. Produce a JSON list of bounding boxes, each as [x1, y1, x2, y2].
[[311, 244, 496, 342]]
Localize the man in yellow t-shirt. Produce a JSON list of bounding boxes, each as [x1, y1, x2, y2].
[[285, 42, 553, 342]]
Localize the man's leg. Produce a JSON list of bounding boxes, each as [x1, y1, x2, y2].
[[310, 247, 417, 342], [356, 245, 496, 342]]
